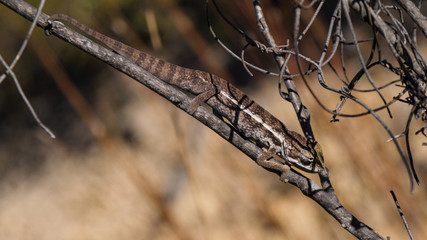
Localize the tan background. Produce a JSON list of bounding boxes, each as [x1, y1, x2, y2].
[[0, 0, 426, 239]]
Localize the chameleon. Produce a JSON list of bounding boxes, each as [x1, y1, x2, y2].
[[45, 14, 324, 174]]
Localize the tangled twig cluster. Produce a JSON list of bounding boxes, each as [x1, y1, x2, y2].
[[208, 0, 426, 191]]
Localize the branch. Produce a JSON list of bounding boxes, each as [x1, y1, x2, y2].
[[251, 0, 315, 140], [395, 0, 427, 38], [0, 0, 385, 239]]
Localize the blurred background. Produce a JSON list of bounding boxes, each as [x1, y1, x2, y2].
[[0, 0, 426, 239]]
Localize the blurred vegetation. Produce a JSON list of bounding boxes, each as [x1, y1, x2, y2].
[[0, 0, 426, 239]]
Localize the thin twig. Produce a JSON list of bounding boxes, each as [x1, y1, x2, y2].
[[0, 55, 55, 138], [390, 190, 415, 240], [0, 0, 55, 138], [0, 0, 45, 82]]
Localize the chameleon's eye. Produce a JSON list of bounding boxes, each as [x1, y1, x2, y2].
[[299, 149, 314, 166]]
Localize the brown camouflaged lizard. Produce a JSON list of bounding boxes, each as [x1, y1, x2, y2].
[[46, 14, 324, 174]]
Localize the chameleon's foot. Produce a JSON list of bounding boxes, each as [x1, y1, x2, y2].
[[44, 19, 54, 36], [279, 168, 291, 183], [44, 15, 63, 36], [44, 14, 60, 36], [187, 88, 216, 114], [257, 148, 290, 173]]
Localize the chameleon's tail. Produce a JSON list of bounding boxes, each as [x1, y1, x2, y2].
[[46, 13, 176, 81]]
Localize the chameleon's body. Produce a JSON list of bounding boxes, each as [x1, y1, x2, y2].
[[46, 14, 324, 173]]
